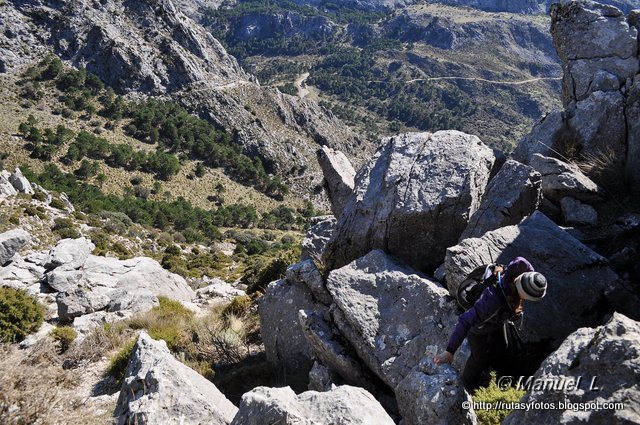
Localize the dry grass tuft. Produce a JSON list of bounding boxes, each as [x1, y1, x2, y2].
[[575, 147, 625, 193], [0, 341, 111, 425]]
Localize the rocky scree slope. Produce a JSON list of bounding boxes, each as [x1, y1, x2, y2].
[[0, 0, 366, 196]]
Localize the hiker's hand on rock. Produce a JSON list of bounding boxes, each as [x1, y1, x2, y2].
[[433, 351, 453, 365]]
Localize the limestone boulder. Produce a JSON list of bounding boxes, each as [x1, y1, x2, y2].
[[8, 167, 34, 194], [0, 229, 31, 265], [530, 154, 603, 203], [196, 278, 245, 300], [259, 263, 327, 383], [0, 253, 45, 291], [461, 160, 541, 240], [286, 260, 331, 305], [115, 332, 238, 425], [299, 309, 379, 392], [504, 313, 640, 425], [326, 250, 468, 388], [513, 110, 565, 164], [324, 131, 495, 274], [230, 385, 395, 425], [50, 255, 194, 326], [44, 237, 95, 270], [0, 174, 18, 197], [560, 196, 598, 226], [396, 358, 477, 425]]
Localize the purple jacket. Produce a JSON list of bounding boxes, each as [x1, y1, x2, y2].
[[446, 257, 534, 354]]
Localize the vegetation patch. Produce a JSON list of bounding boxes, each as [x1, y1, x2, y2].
[[23, 56, 289, 198], [50, 326, 78, 353], [473, 372, 526, 425], [0, 287, 45, 343]]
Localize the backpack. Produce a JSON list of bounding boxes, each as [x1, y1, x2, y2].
[[457, 263, 525, 354], [456, 263, 504, 310]]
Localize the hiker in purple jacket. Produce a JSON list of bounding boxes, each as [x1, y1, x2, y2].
[[433, 257, 547, 392]]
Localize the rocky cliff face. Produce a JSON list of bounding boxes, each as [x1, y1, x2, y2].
[[0, 0, 365, 195], [516, 0, 640, 188]]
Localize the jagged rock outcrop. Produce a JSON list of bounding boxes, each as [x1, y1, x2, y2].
[[324, 131, 495, 274], [552, 0, 638, 105], [0, 229, 31, 265], [290, 0, 639, 13], [516, 0, 640, 188], [259, 260, 328, 383], [8, 167, 34, 194], [300, 215, 336, 262], [230, 385, 395, 425], [530, 153, 604, 202], [460, 160, 541, 240], [33, 238, 195, 326], [115, 332, 238, 425], [445, 211, 620, 348], [504, 313, 640, 425], [317, 146, 356, 217], [52, 254, 194, 325], [230, 11, 343, 43], [0, 173, 18, 197]]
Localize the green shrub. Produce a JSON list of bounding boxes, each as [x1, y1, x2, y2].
[[23, 204, 47, 219], [111, 241, 132, 260], [49, 198, 66, 210], [244, 257, 290, 294], [473, 372, 526, 425], [50, 326, 77, 352], [32, 190, 47, 202], [53, 217, 80, 238], [0, 287, 45, 343], [106, 338, 136, 385]]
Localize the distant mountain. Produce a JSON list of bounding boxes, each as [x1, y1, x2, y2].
[[205, 0, 563, 151], [288, 0, 640, 13]]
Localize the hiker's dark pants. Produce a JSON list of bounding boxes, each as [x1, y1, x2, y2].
[[461, 329, 504, 392]]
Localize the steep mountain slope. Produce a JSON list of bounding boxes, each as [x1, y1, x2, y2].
[[0, 0, 368, 197]]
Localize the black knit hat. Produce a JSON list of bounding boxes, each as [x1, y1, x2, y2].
[[515, 272, 547, 301]]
